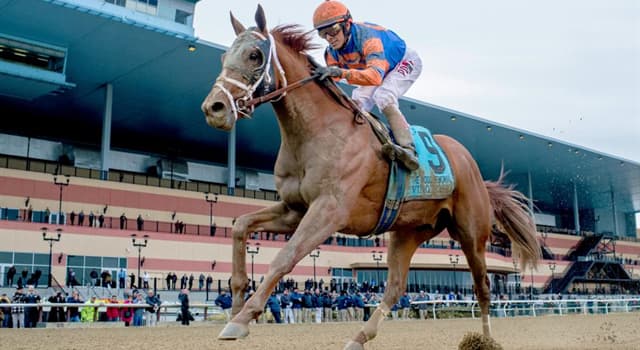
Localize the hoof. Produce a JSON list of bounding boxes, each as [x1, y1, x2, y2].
[[344, 340, 365, 350], [217, 322, 249, 340]]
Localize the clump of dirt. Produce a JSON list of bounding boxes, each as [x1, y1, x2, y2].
[[458, 332, 504, 350]]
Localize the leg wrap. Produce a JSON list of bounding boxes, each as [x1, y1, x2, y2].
[[361, 302, 390, 341]]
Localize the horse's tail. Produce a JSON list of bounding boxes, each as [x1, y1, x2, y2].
[[485, 170, 541, 270]]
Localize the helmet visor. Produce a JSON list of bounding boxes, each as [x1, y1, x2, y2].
[[318, 23, 343, 39]]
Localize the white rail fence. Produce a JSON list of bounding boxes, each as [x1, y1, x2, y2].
[[409, 297, 640, 319], [3, 297, 639, 325]]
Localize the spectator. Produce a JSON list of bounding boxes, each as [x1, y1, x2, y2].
[[26, 205, 33, 222], [78, 210, 85, 226], [414, 290, 429, 320], [313, 288, 323, 323], [171, 273, 178, 290], [98, 213, 104, 228], [11, 287, 25, 328], [336, 290, 351, 322], [6, 265, 16, 287], [120, 213, 127, 230], [18, 268, 28, 288], [118, 268, 127, 289], [67, 268, 78, 287], [66, 290, 83, 322], [121, 293, 134, 327], [352, 291, 365, 321], [302, 289, 316, 323], [266, 291, 282, 323], [165, 273, 172, 290], [178, 289, 190, 326], [145, 290, 161, 327], [22, 285, 40, 328], [280, 288, 294, 324], [188, 274, 194, 291], [400, 291, 411, 319], [214, 289, 232, 322], [136, 214, 144, 231], [291, 288, 303, 323], [129, 273, 136, 289], [44, 207, 50, 223], [198, 273, 205, 291], [321, 291, 334, 322], [69, 211, 76, 225], [0, 293, 11, 328], [90, 270, 99, 286], [133, 293, 145, 326], [31, 269, 42, 288], [143, 271, 150, 289], [88, 211, 95, 227], [206, 275, 213, 292], [47, 291, 66, 323], [101, 270, 112, 287], [106, 295, 120, 322], [81, 296, 98, 323]]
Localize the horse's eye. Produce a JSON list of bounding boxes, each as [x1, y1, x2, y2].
[[249, 52, 260, 61]]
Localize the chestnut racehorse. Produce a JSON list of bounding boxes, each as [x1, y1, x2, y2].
[[201, 5, 540, 349]]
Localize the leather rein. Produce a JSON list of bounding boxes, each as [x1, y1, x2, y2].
[[216, 29, 364, 124]]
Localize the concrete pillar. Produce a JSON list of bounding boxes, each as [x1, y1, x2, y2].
[[573, 181, 580, 234], [227, 126, 236, 195], [100, 83, 113, 180]]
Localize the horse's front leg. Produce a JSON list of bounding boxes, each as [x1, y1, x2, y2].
[[219, 195, 345, 340], [345, 231, 425, 350], [226, 202, 302, 322]]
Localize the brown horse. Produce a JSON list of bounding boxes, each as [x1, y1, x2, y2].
[[201, 5, 540, 349]]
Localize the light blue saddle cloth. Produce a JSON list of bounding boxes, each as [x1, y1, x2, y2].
[[406, 125, 455, 199], [370, 125, 455, 235]]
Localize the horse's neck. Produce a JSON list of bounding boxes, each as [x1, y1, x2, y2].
[[269, 52, 347, 145], [273, 86, 351, 149]]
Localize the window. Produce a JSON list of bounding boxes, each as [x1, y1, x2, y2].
[[102, 257, 119, 268], [105, 0, 126, 7], [33, 254, 49, 265], [67, 255, 84, 266], [135, 0, 158, 15], [66, 254, 127, 286], [0, 35, 66, 74], [0, 252, 13, 264], [175, 9, 192, 25], [14, 252, 33, 265]]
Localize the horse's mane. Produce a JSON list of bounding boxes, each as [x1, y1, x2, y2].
[[271, 24, 320, 54]]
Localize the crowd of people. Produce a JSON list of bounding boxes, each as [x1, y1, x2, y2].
[[213, 287, 437, 324], [0, 286, 162, 328]]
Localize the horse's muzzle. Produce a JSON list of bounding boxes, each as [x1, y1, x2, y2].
[[202, 97, 233, 131]]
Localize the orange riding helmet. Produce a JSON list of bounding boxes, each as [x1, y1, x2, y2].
[[313, 0, 352, 30]]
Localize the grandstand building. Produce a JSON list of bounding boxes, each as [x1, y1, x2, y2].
[[1, 0, 639, 298]]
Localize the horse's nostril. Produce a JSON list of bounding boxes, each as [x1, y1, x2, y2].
[[211, 102, 225, 114]]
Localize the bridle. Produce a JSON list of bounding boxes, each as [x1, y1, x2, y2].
[[214, 29, 319, 121]]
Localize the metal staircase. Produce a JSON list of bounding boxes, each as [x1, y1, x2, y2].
[[566, 234, 603, 261]]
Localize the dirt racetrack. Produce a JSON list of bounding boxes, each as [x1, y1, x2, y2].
[[6, 313, 640, 350]]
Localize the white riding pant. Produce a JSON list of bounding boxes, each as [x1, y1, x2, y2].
[[351, 47, 422, 113]]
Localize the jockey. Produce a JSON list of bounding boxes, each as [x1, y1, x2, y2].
[[312, 0, 421, 171]]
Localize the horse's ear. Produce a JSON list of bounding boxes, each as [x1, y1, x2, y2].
[[230, 11, 246, 36], [255, 4, 267, 34]]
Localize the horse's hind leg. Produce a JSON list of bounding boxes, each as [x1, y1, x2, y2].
[[345, 231, 425, 350], [452, 212, 493, 337]]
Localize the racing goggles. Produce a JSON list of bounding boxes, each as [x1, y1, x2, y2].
[[318, 23, 343, 38]]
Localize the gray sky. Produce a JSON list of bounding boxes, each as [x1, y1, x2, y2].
[[193, 0, 639, 163]]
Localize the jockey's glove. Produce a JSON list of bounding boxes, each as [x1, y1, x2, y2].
[[313, 66, 343, 80]]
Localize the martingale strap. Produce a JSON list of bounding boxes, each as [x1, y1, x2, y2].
[[369, 160, 407, 235]]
